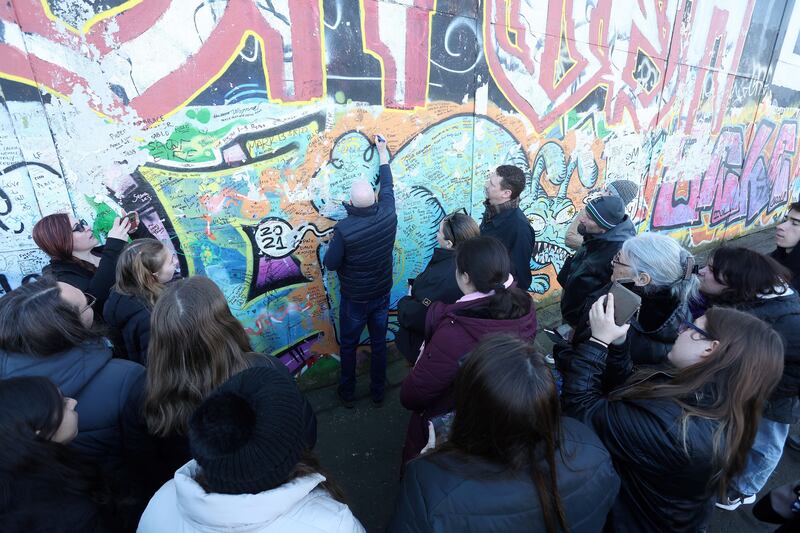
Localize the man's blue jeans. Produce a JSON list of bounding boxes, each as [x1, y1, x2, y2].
[[338, 294, 389, 401], [732, 417, 790, 496]]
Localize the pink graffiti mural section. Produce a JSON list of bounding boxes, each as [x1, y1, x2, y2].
[[653, 120, 797, 230]]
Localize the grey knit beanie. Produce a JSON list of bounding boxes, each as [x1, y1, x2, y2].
[[605, 180, 638, 207]]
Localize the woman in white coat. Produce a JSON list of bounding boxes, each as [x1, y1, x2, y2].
[[138, 366, 364, 533]]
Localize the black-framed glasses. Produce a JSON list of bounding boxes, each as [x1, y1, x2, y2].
[[445, 207, 468, 240], [678, 320, 715, 341], [71, 219, 89, 233], [79, 292, 96, 314], [611, 251, 630, 268]]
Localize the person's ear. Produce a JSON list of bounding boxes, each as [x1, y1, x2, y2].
[[444, 240, 453, 249], [636, 272, 651, 286], [701, 340, 719, 358]]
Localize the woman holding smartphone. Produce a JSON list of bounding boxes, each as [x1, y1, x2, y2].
[[561, 294, 784, 531], [33, 212, 137, 317]]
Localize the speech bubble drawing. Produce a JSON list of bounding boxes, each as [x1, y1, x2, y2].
[[255, 217, 332, 258]]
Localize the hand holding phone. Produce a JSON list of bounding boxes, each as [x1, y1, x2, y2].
[[124, 211, 139, 233], [589, 293, 631, 345], [608, 280, 641, 326]]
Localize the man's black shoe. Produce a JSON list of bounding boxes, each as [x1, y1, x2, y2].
[[337, 387, 354, 409]]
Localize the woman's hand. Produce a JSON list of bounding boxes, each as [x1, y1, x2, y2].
[[589, 293, 630, 345], [107, 216, 132, 241]]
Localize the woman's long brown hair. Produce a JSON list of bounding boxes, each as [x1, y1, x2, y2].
[[611, 307, 784, 497], [113, 239, 169, 308], [144, 276, 253, 437], [433, 334, 567, 533]]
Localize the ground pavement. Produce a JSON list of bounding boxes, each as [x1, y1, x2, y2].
[[303, 227, 799, 532]]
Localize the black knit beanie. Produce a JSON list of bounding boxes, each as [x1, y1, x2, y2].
[[189, 366, 305, 494], [586, 195, 626, 230]]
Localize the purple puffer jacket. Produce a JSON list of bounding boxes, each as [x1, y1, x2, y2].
[[399, 294, 537, 464]]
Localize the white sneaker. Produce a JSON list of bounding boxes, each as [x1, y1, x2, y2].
[[715, 494, 756, 510], [544, 353, 555, 365]]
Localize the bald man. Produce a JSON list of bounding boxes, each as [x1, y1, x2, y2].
[[323, 135, 397, 407]]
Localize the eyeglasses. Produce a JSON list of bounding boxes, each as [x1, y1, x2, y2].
[[611, 251, 630, 268], [79, 292, 96, 314], [71, 219, 89, 233], [678, 320, 715, 341], [445, 208, 468, 240]]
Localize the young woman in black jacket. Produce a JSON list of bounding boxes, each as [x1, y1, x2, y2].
[[104, 239, 178, 364], [0, 376, 133, 532], [33, 212, 134, 315], [391, 334, 619, 533], [697, 247, 800, 509], [562, 295, 784, 532], [395, 210, 479, 363]]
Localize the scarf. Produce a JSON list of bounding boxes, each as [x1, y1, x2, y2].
[[482, 196, 521, 223]]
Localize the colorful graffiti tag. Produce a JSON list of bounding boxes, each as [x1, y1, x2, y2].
[[1, 0, 799, 373]]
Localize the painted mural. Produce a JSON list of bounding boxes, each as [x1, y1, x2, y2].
[[1, 0, 799, 374]]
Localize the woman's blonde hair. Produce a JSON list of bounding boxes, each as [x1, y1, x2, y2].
[[114, 239, 170, 308]]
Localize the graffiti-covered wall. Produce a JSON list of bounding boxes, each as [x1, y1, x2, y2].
[[2, 0, 799, 373]]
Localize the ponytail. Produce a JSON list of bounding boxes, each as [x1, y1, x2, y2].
[[455, 237, 531, 320]]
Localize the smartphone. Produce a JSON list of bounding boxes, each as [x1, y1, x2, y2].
[[608, 281, 642, 326], [124, 211, 139, 233]]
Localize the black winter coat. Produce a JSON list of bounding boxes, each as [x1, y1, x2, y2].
[[42, 237, 127, 316], [0, 479, 114, 533], [103, 290, 152, 365], [0, 340, 145, 469], [480, 206, 535, 291], [627, 290, 689, 365], [323, 164, 397, 301], [561, 340, 722, 532], [772, 246, 800, 292], [557, 218, 635, 327], [388, 417, 619, 533], [395, 248, 462, 362], [737, 291, 800, 423]]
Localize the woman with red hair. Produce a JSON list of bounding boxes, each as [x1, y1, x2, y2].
[[33, 213, 132, 315]]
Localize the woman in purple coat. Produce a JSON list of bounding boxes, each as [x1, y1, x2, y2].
[[399, 236, 538, 464]]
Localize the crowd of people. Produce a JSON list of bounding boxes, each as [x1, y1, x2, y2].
[[0, 134, 798, 532]]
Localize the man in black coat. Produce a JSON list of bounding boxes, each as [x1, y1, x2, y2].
[[772, 201, 800, 291], [323, 135, 397, 407], [479, 165, 535, 291], [557, 195, 635, 330]]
